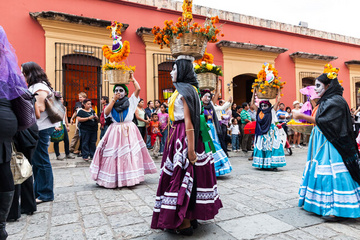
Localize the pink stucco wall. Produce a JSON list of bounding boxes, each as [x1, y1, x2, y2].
[[1, 0, 360, 106]]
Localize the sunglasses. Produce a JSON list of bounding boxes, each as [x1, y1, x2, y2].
[[260, 103, 269, 108]]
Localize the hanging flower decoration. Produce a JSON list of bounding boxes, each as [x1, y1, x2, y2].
[[193, 50, 222, 76], [251, 63, 285, 94], [152, 0, 224, 49], [102, 21, 131, 63]]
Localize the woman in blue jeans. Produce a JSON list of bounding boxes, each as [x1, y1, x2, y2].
[[77, 99, 98, 161], [23, 61, 57, 204]]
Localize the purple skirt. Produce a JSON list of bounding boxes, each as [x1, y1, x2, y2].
[[151, 120, 222, 229]]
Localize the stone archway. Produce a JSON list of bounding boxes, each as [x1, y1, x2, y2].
[[232, 73, 257, 105]]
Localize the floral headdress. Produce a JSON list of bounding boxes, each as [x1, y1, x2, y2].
[[323, 64, 339, 80], [251, 63, 285, 95]]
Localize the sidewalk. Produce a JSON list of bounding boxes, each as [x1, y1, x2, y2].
[[8, 147, 360, 239]]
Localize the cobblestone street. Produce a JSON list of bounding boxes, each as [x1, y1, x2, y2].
[[7, 148, 360, 240]]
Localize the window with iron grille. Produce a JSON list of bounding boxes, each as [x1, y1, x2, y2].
[[55, 43, 109, 118], [300, 72, 320, 103], [153, 53, 176, 103], [354, 77, 360, 108]]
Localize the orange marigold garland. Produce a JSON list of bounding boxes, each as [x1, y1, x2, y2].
[[152, 0, 223, 49]]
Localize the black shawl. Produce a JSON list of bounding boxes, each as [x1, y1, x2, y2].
[[173, 59, 201, 150], [255, 104, 272, 139], [173, 58, 200, 211], [315, 74, 360, 185], [113, 96, 129, 113]]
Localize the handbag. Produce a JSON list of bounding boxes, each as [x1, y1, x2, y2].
[[10, 143, 33, 185], [11, 87, 37, 131], [45, 90, 66, 123], [51, 123, 65, 142]]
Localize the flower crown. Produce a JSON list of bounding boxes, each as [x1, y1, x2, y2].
[[323, 64, 339, 80]]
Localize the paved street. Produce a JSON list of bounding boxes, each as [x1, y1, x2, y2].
[[7, 148, 360, 240]]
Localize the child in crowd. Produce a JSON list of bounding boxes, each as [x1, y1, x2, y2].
[[157, 104, 169, 155], [149, 113, 162, 158], [229, 118, 240, 152], [70, 92, 87, 156]]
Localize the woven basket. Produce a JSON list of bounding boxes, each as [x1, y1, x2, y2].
[[198, 73, 217, 91], [287, 124, 314, 135], [170, 33, 208, 59], [105, 69, 131, 85], [255, 86, 278, 99]]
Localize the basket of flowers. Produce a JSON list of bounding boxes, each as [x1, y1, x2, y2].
[[103, 63, 136, 85], [252, 63, 286, 99], [101, 20, 135, 85], [287, 119, 314, 135], [152, 0, 224, 59], [194, 51, 222, 90]]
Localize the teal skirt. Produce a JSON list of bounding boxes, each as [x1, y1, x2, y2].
[[252, 124, 286, 169], [207, 121, 232, 176], [299, 126, 360, 218]]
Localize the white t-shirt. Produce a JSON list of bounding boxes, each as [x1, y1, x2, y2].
[[28, 83, 57, 131], [105, 93, 139, 122], [229, 124, 240, 135], [355, 112, 360, 124]]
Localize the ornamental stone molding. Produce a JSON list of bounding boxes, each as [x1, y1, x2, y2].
[[216, 41, 288, 54], [115, 0, 360, 46], [345, 60, 360, 66], [290, 52, 338, 61], [30, 11, 129, 31]]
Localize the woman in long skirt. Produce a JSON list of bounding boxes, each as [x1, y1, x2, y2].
[[251, 90, 286, 169], [90, 74, 157, 188], [295, 66, 360, 221], [151, 56, 222, 235], [201, 88, 232, 176]]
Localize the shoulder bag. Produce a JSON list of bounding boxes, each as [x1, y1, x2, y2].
[[10, 143, 33, 185], [45, 89, 66, 123]]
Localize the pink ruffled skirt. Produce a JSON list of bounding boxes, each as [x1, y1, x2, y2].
[[90, 121, 157, 188]]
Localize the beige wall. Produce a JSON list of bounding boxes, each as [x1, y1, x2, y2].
[[140, 34, 171, 102], [347, 65, 360, 108], [37, 18, 111, 153], [218, 47, 279, 101]]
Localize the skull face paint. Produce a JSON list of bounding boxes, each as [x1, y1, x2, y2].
[[170, 64, 177, 82], [260, 103, 269, 110], [314, 80, 326, 97], [114, 86, 126, 99], [202, 93, 211, 105]]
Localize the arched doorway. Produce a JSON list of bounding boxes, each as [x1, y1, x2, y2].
[[62, 53, 102, 118], [232, 74, 256, 105]]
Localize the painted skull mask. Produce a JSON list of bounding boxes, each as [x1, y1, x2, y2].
[[202, 93, 211, 105], [114, 86, 126, 99], [314, 79, 326, 97], [170, 64, 177, 83]]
